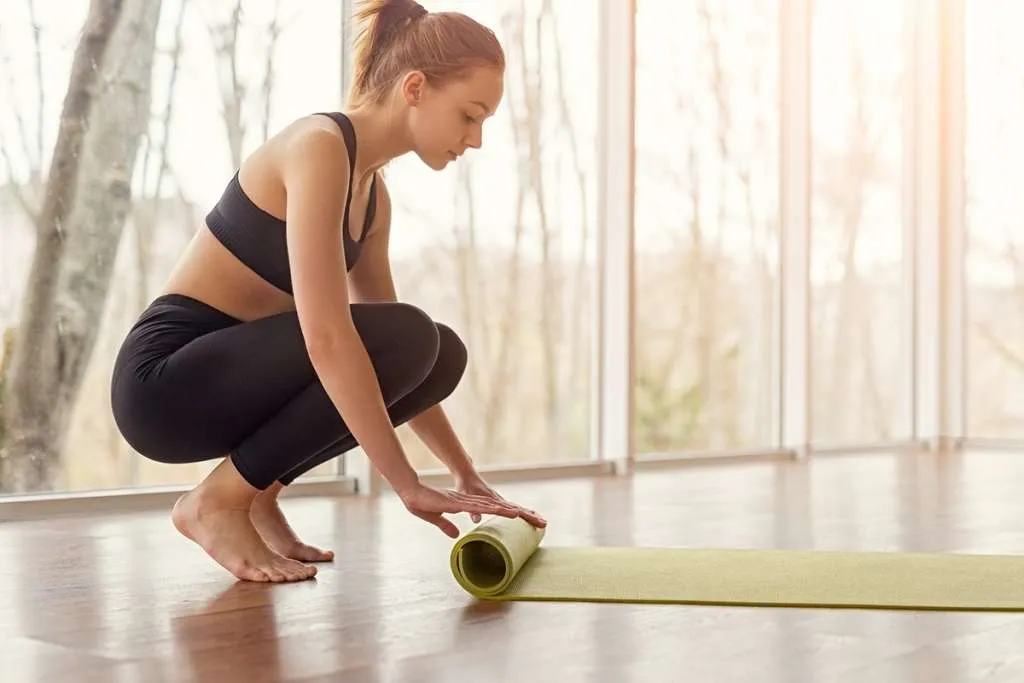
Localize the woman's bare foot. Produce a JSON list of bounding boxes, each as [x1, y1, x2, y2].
[[250, 483, 335, 563], [170, 461, 317, 583]]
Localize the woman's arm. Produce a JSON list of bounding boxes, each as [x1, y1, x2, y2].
[[348, 177, 477, 479], [280, 125, 531, 537], [346, 170, 545, 531], [281, 128, 421, 495]]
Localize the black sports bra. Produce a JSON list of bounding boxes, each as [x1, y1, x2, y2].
[[204, 111, 377, 295]]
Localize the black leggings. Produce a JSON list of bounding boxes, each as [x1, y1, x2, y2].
[[110, 293, 466, 489]]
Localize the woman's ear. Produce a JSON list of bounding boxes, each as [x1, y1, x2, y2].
[[401, 70, 427, 105]]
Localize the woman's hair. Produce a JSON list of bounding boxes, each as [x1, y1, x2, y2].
[[348, 0, 505, 105]]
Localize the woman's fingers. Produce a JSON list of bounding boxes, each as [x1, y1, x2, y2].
[[520, 509, 547, 528], [403, 486, 545, 538], [445, 491, 547, 526], [413, 510, 460, 538], [407, 488, 545, 530]]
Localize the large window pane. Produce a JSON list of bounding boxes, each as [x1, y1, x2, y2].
[[809, 0, 908, 446], [633, 0, 780, 453], [385, 1, 598, 469], [0, 0, 342, 494], [964, 2, 1024, 438]]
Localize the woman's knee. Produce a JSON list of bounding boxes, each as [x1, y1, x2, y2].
[[435, 323, 468, 379], [359, 303, 465, 393], [393, 301, 440, 344], [383, 303, 441, 383]]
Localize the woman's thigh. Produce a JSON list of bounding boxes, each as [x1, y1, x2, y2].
[[112, 298, 440, 463]]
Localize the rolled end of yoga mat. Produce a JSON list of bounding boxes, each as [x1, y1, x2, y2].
[[450, 516, 546, 597]]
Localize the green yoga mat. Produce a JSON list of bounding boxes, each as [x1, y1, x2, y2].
[[449, 516, 1024, 611]]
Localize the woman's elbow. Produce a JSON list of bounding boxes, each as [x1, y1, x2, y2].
[[301, 319, 355, 363]]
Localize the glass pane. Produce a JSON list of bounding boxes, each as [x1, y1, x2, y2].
[[964, 2, 1024, 438], [382, 1, 598, 469], [809, 0, 909, 446], [0, 0, 342, 494], [633, 0, 780, 453]]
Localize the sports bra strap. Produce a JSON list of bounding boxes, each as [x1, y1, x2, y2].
[[315, 112, 377, 243]]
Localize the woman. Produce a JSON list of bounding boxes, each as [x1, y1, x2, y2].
[[110, 0, 546, 584]]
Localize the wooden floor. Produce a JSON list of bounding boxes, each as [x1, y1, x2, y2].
[[3, 449, 1024, 682]]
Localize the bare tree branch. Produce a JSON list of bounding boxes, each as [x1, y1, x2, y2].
[[260, 0, 283, 141], [696, 0, 728, 440], [473, 6, 529, 456], [208, 0, 246, 167], [27, 0, 45, 176], [0, 19, 38, 187], [543, 0, 592, 447], [0, 18, 41, 219], [0, 145, 37, 220], [133, 0, 189, 313], [523, 2, 561, 447], [977, 322, 1024, 371], [450, 158, 486, 426], [818, 47, 886, 440], [859, 294, 891, 438]]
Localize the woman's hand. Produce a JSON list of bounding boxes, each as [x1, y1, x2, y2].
[[397, 482, 530, 538], [454, 471, 547, 529]]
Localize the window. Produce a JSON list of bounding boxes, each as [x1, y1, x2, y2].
[[964, 1, 1024, 439], [379, 0, 598, 469], [0, 0, 343, 494], [809, 0, 909, 446], [633, 0, 780, 454]]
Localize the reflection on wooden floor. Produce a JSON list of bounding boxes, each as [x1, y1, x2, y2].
[[3, 449, 1024, 682]]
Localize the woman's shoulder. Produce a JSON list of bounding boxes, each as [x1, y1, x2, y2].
[[283, 114, 350, 151], [271, 116, 352, 183]]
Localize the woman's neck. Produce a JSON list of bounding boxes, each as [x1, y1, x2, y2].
[[342, 100, 413, 181]]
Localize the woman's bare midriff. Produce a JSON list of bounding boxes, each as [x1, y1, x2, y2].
[[158, 224, 297, 323]]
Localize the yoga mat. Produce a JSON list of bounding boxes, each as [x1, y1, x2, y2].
[[449, 516, 1024, 611]]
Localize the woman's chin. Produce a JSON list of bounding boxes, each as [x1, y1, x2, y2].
[[418, 150, 456, 171]]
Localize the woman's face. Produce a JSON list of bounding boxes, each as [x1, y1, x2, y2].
[[403, 65, 504, 170]]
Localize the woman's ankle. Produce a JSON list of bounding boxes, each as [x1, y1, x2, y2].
[[195, 458, 262, 506], [253, 481, 285, 506]]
